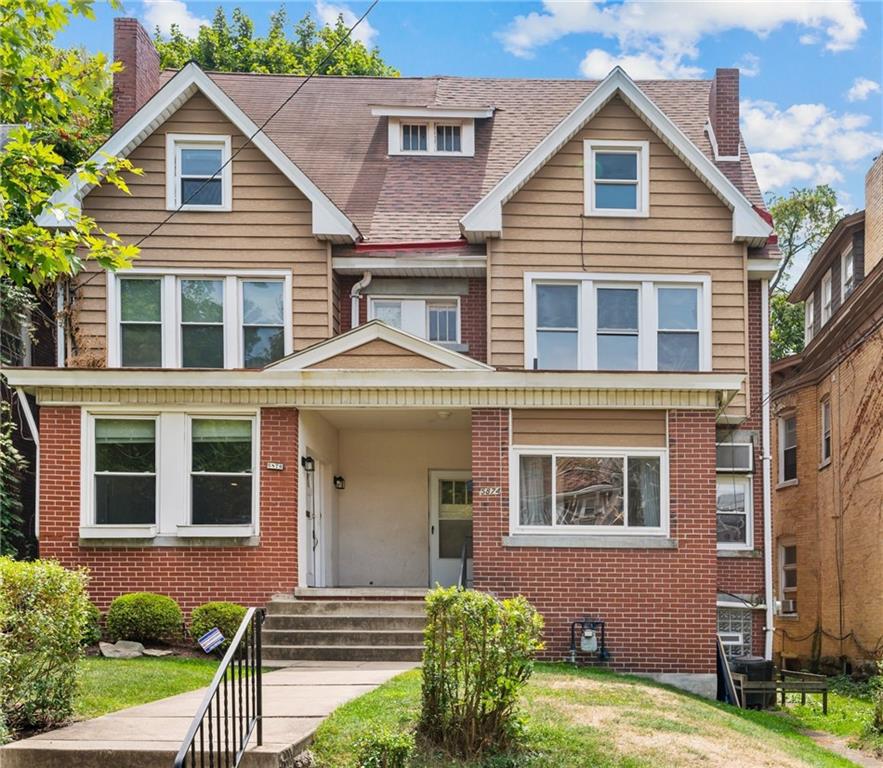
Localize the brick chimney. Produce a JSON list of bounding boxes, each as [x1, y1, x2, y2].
[[113, 18, 161, 131], [864, 154, 883, 275], [708, 68, 740, 160]]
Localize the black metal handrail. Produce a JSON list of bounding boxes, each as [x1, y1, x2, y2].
[[174, 607, 265, 768], [457, 535, 473, 589]]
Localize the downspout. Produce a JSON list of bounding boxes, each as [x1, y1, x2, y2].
[[761, 280, 775, 659], [15, 388, 39, 539], [56, 279, 66, 367], [349, 272, 372, 330]]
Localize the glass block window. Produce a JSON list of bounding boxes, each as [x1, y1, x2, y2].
[[717, 607, 753, 659]]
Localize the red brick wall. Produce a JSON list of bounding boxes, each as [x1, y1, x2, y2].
[[38, 406, 299, 614], [708, 68, 740, 157], [335, 276, 487, 362], [113, 19, 160, 131], [471, 408, 718, 673]]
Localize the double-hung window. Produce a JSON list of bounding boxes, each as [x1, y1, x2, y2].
[[716, 475, 752, 549], [779, 540, 798, 614], [119, 278, 163, 367], [804, 294, 815, 345], [584, 140, 649, 216], [526, 274, 708, 372], [513, 448, 667, 534], [166, 134, 232, 211], [779, 415, 798, 483], [110, 271, 291, 369], [841, 247, 855, 299], [821, 271, 832, 324], [820, 399, 832, 465], [93, 418, 157, 526], [190, 418, 254, 526], [368, 297, 461, 345]]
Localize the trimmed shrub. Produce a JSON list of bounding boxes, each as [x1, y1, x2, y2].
[[81, 600, 102, 646], [0, 557, 92, 731], [190, 601, 246, 649], [355, 729, 415, 768], [420, 586, 544, 758], [106, 592, 183, 644]]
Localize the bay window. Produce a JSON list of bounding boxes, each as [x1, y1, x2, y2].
[[191, 418, 254, 525], [108, 270, 291, 369], [94, 418, 156, 525], [526, 273, 709, 372], [512, 447, 667, 534]]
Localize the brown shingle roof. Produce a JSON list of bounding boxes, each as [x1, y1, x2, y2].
[[167, 71, 767, 242]]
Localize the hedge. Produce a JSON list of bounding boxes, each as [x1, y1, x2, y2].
[[106, 592, 183, 643]]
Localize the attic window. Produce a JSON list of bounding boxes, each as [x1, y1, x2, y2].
[[388, 118, 475, 157], [166, 134, 232, 211], [402, 124, 428, 152], [584, 140, 649, 217], [436, 124, 462, 153]]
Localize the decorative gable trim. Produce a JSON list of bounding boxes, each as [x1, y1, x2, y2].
[[460, 67, 771, 245], [265, 320, 494, 371], [37, 63, 359, 242]]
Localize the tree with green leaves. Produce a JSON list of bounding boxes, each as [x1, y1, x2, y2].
[[154, 6, 399, 77], [769, 292, 806, 360]]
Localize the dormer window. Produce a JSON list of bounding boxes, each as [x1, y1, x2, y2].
[[373, 105, 492, 158], [436, 124, 462, 153], [166, 134, 232, 211], [401, 124, 428, 152]]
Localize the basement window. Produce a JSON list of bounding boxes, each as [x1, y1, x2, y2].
[[166, 134, 232, 211]]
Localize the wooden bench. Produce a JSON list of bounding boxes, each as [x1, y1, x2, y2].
[[731, 669, 829, 713]]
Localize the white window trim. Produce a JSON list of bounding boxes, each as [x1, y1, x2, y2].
[[804, 293, 815, 344], [716, 474, 753, 551], [80, 407, 260, 539], [584, 139, 650, 218], [107, 268, 293, 369], [820, 399, 832, 467], [387, 118, 475, 157], [821, 271, 832, 325], [841, 246, 855, 300], [508, 445, 670, 537], [779, 537, 797, 615], [367, 295, 461, 344], [523, 272, 711, 372], [165, 133, 233, 212], [777, 415, 798, 486]]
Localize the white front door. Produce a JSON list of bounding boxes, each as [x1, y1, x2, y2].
[[305, 457, 326, 588], [429, 471, 473, 587]]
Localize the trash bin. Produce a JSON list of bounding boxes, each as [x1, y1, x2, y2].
[[731, 655, 775, 709]]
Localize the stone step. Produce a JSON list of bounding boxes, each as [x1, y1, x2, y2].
[[263, 614, 426, 631], [266, 599, 426, 617], [262, 644, 424, 662], [263, 628, 424, 647]]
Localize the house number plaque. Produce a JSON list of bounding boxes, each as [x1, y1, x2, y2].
[[266, 462, 285, 471], [477, 487, 502, 496]]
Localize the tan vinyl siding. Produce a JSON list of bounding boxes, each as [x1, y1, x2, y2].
[[307, 339, 447, 369], [512, 409, 667, 447], [491, 97, 748, 415], [74, 93, 329, 364]]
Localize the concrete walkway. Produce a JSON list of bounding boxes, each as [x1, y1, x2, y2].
[[0, 661, 417, 768]]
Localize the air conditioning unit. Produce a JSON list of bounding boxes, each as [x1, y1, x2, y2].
[[779, 599, 797, 615], [716, 442, 754, 473]]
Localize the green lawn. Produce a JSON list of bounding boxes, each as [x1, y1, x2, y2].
[[310, 664, 858, 768], [74, 656, 219, 719]]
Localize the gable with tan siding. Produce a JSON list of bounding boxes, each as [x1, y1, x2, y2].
[[490, 96, 749, 416], [306, 339, 448, 369], [73, 92, 330, 364], [512, 409, 667, 448]]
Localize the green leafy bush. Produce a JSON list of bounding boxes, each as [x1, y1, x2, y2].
[[355, 729, 415, 768], [81, 600, 102, 646], [190, 601, 246, 649], [106, 592, 183, 643], [419, 586, 544, 758], [0, 557, 91, 731]]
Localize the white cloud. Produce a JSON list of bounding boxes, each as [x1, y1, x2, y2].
[[142, 0, 208, 37], [846, 77, 881, 102], [315, 0, 378, 46], [498, 1, 865, 79], [735, 53, 761, 77], [741, 99, 883, 191], [579, 49, 702, 79]]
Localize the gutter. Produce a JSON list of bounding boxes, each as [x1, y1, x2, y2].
[[761, 280, 775, 659], [349, 272, 372, 329], [14, 388, 39, 538]]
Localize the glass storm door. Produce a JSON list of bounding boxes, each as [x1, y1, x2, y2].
[[429, 471, 473, 587]]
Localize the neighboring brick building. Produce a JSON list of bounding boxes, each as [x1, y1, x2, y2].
[[771, 154, 883, 670], [6, 19, 780, 697]]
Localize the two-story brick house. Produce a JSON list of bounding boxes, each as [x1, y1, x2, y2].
[[6, 19, 780, 695], [771, 154, 883, 670]]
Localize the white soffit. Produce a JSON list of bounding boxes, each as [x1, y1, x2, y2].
[[460, 67, 772, 245], [37, 63, 359, 242], [370, 105, 494, 119]]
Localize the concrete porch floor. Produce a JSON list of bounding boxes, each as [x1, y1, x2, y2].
[[0, 661, 417, 768]]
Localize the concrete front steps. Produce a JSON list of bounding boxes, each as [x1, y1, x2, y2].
[[262, 593, 426, 665]]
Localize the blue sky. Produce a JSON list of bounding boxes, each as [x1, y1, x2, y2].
[[60, 0, 883, 212]]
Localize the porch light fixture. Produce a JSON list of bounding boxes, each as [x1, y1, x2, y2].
[[301, 456, 315, 473], [333, 475, 346, 490]]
